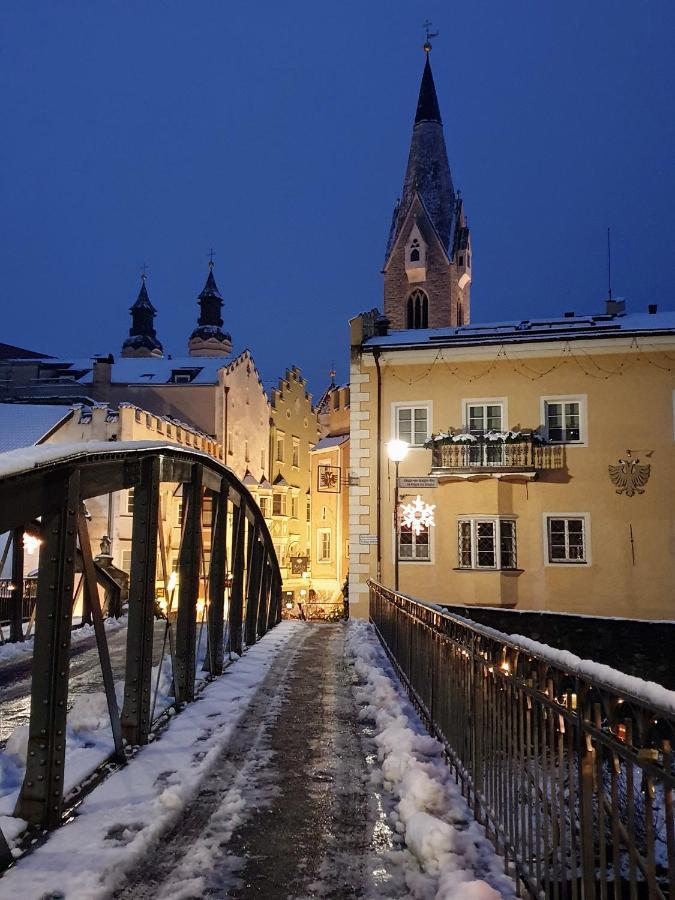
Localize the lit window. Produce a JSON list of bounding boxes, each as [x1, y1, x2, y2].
[[546, 517, 588, 564], [465, 401, 505, 464], [176, 498, 184, 527], [317, 528, 332, 562], [399, 523, 430, 561], [395, 405, 430, 447], [457, 518, 517, 570], [543, 399, 584, 443]]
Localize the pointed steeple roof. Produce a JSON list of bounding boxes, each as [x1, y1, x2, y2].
[[188, 258, 232, 357], [198, 267, 223, 302], [130, 276, 156, 313], [385, 54, 456, 262], [415, 56, 442, 124]]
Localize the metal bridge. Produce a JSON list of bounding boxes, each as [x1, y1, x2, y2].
[[0, 442, 282, 866]]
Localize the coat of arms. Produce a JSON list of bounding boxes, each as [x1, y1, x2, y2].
[[608, 454, 651, 497]]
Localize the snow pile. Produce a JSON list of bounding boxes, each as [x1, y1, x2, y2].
[[0, 615, 126, 666], [0, 621, 299, 898], [346, 620, 515, 900]]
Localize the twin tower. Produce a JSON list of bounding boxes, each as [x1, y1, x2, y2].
[[121, 261, 231, 359], [122, 49, 469, 359]]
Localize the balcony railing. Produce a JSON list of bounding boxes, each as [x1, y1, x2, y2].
[[426, 430, 564, 474]]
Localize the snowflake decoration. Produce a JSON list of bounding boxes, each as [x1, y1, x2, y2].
[[400, 495, 436, 536]]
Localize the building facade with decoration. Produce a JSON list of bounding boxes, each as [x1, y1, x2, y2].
[[347, 51, 675, 621]]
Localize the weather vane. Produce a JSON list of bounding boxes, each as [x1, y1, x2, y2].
[[208, 248, 216, 268], [423, 19, 439, 53]]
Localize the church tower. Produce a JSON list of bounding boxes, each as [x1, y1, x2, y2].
[[121, 274, 164, 358], [188, 259, 232, 357], [383, 49, 471, 331]]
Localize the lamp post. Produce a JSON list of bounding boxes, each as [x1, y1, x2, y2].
[[386, 439, 409, 592]]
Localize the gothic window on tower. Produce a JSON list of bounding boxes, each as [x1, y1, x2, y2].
[[410, 238, 421, 263], [457, 302, 464, 327], [406, 289, 429, 329]]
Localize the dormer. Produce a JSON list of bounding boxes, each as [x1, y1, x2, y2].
[[405, 224, 427, 283]]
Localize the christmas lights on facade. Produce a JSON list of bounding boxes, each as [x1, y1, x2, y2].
[[400, 495, 436, 537]]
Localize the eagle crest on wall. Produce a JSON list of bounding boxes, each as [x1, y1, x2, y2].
[[608, 455, 651, 497]]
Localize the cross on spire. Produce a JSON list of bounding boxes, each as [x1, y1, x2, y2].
[[208, 248, 215, 269], [423, 19, 439, 53], [140, 262, 149, 281]]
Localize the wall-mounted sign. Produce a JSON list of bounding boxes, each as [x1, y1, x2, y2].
[[318, 465, 341, 492], [358, 534, 378, 545], [398, 476, 438, 489], [290, 556, 309, 574]]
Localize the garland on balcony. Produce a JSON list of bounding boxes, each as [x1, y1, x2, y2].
[[424, 429, 547, 448]]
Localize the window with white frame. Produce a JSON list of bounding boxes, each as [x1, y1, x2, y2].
[[125, 488, 135, 515], [276, 431, 285, 462], [292, 437, 300, 468], [545, 516, 588, 564], [175, 497, 184, 527], [464, 401, 505, 464], [542, 397, 585, 444], [394, 404, 430, 447], [317, 528, 332, 562], [273, 492, 287, 516], [120, 548, 132, 573], [457, 518, 517, 570], [399, 523, 430, 561], [259, 496, 271, 518]]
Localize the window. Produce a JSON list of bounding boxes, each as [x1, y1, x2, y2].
[[276, 431, 285, 463], [292, 437, 300, 468], [395, 404, 430, 447], [121, 549, 132, 573], [291, 496, 298, 519], [399, 523, 430, 561], [465, 400, 505, 464], [542, 397, 586, 444], [456, 302, 464, 327], [306, 498, 311, 522], [545, 516, 588, 565], [406, 288, 429, 329], [273, 492, 287, 516], [317, 528, 332, 562], [259, 496, 271, 518], [125, 489, 135, 515], [457, 518, 517, 570], [410, 238, 421, 263], [176, 497, 184, 527], [202, 494, 213, 528], [459, 255, 464, 266]]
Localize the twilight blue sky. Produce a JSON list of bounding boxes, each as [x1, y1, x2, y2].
[[1, 1, 674, 396]]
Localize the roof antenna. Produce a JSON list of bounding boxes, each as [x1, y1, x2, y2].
[[607, 227, 612, 302], [423, 19, 439, 53]]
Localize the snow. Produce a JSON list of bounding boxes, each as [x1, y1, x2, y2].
[[346, 620, 515, 899], [0, 621, 300, 898], [0, 615, 126, 665]]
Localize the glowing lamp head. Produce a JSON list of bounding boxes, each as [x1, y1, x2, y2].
[[387, 439, 409, 463], [167, 571, 178, 593]]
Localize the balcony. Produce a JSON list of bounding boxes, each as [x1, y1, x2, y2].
[[426, 430, 564, 480]]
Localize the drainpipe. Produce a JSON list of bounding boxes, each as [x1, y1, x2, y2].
[[373, 349, 382, 583]]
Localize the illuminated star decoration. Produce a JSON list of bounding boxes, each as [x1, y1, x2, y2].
[[400, 495, 436, 536]]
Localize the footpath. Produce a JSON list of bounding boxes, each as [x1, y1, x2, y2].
[[1, 622, 515, 900]]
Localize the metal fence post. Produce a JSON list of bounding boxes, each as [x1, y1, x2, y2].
[[245, 527, 264, 646], [9, 526, 24, 643], [228, 499, 246, 656], [205, 482, 228, 675], [121, 456, 160, 745], [174, 464, 203, 703], [14, 468, 80, 828], [577, 684, 597, 898]]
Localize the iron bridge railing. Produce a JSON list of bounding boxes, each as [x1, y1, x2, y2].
[[369, 581, 675, 899], [0, 443, 282, 868]]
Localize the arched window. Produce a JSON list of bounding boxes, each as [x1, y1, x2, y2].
[[406, 289, 429, 329], [409, 238, 420, 263]]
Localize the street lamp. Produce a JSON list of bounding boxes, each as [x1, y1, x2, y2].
[[386, 439, 409, 592]]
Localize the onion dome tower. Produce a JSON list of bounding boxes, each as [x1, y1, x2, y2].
[[121, 274, 164, 358], [188, 258, 232, 357]]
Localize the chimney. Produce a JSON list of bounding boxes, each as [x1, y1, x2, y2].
[[605, 298, 626, 317], [92, 355, 113, 390], [648, 304, 658, 315], [375, 314, 390, 336], [564, 311, 575, 318]]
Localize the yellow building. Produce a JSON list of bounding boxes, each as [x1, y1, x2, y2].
[[309, 378, 350, 614], [348, 305, 675, 620], [268, 367, 319, 608]]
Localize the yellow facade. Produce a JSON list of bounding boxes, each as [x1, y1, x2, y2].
[[268, 367, 319, 607], [348, 316, 675, 620], [309, 433, 350, 613]]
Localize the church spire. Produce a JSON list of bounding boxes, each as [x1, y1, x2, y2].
[[382, 49, 471, 331], [121, 273, 164, 358], [188, 256, 232, 357]]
